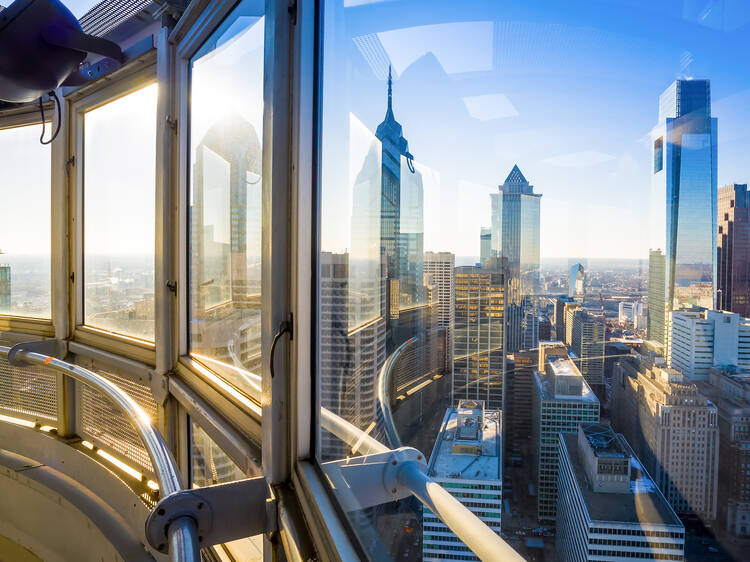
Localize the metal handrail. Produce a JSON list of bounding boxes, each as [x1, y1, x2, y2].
[[321, 398, 525, 561], [376, 337, 414, 449], [0, 346, 199, 562]]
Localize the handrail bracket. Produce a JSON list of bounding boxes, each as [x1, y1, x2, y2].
[[8, 339, 66, 367]]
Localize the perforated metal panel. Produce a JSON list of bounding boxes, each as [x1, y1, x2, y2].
[[0, 356, 57, 423], [81, 369, 158, 473]]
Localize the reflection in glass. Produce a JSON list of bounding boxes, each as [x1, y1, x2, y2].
[[189, 0, 264, 397], [84, 84, 157, 340], [0, 123, 51, 318]]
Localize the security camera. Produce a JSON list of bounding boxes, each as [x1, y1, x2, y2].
[[0, 0, 124, 103]]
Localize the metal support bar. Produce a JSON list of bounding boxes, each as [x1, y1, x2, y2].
[[7, 339, 65, 367], [146, 476, 273, 552], [320, 447, 426, 512]]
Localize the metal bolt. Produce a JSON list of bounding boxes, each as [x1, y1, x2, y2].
[[417, 455, 423, 461], [157, 508, 165, 516], [391, 488, 397, 494], [391, 460, 397, 466], [197, 502, 203, 510]]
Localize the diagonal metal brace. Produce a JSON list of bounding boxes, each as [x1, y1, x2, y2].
[[321, 446, 427, 512], [145, 476, 274, 553], [8, 339, 66, 367]]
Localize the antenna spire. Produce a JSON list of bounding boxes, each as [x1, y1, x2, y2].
[[387, 65, 392, 112]]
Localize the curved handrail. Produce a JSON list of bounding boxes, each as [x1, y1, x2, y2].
[[376, 337, 415, 449], [0, 346, 199, 561]]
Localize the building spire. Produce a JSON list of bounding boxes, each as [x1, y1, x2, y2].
[[387, 64, 393, 113]]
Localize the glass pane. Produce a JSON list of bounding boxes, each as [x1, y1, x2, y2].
[[83, 83, 158, 341], [318, 0, 749, 560], [0, 123, 51, 318], [188, 0, 265, 400]]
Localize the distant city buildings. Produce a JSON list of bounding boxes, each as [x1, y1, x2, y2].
[[424, 252, 455, 371], [618, 301, 645, 325], [0, 263, 9, 313], [718, 183, 750, 317], [613, 351, 719, 520], [533, 344, 600, 521], [556, 424, 685, 562], [700, 367, 750, 538], [554, 296, 579, 344], [453, 266, 504, 410], [568, 263, 585, 303], [490, 165, 541, 352], [423, 400, 502, 561], [647, 79, 717, 348], [479, 226, 492, 267], [668, 309, 750, 380], [570, 309, 605, 388], [504, 349, 536, 466]]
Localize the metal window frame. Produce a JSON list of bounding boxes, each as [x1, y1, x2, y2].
[[67, 55, 159, 366], [0, 105, 57, 337]]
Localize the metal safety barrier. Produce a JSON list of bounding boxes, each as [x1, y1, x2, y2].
[[0, 344, 200, 562]]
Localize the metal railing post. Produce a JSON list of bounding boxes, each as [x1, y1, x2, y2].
[[56, 373, 78, 438]]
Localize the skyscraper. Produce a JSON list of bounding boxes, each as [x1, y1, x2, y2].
[[479, 226, 491, 267], [718, 183, 750, 317], [490, 165, 541, 352], [648, 79, 717, 347], [554, 296, 578, 342], [570, 309, 606, 388], [568, 263, 585, 303], [424, 252, 455, 370], [375, 67, 425, 349], [453, 266, 505, 411]]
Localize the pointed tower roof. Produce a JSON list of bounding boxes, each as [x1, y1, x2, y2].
[[376, 65, 413, 159], [501, 164, 535, 195]]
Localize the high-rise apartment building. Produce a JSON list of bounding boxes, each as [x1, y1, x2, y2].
[[532, 350, 600, 521], [423, 400, 502, 561], [718, 183, 750, 317], [479, 226, 491, 267], [490, 165, 541, 352], [319, 252, 386, 459], [568, 263, 585, 303], [570, 309, 605, 388], [453, 266, 505, 410], [424, 252, 455, 371], [699, 367, 750, 538], [648, 80, 717, 347], [554, 296, 579, 342], [669, 309, 750, 380], [557, 424, 685, 562], [613, 352, 719, 519]]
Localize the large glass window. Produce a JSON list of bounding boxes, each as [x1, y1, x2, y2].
[[317, 0, 750, 560], [83, 83, 158, 341], [188, 0, 264, 399], [0, 123, 51, 319]]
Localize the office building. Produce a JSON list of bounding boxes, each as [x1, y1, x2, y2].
[[648, 80, 717, 347], [718, 183, 750, 317], [490, 165, 541, 353], [453, 266, 505, 411], [319, 252, 386, 459], [479, 226, 491, 267], [538, 316, 552, 341], [533, 351, 600, 520], [618, 301, 644, 324], [570, 309, 605, 388], [700, 367, 750, 537], [504, 349, 536, 465], [557, 424, 685, 562], [0, 264, 9, 312], [424, 252, 456, 371], [669, 309, 750, 380], [569, 263, 585, 303], [423, 400, 502, 561], [554, 296, 579, 343], [375, 67, 426, 349], [612, 352, 719, 519], [564, 303, 582, 347]]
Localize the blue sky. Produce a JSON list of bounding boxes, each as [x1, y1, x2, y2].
[[320, 0, 750, 259]]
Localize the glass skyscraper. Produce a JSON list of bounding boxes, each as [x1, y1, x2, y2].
[[490, 165, 541, 352], [648, 79, 717, 347]]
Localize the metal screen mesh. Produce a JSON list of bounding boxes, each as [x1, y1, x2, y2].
[[0, 356, 57, 423], [81, 368, 158, 473]]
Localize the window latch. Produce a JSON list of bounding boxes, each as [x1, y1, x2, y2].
[[270, 313, 293, 378], [166, 280, 177, 294]]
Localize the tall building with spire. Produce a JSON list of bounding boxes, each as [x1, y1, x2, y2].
[[490, 165, 541, 352], [375, 67, 426, 353], [648, 79, 717, 348]]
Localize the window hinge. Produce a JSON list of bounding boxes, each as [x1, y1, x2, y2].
[[65, 155, 75, 176], [166, 280, 177, 294], [69, 272, 74, 283], [165, 115, 177, 132]]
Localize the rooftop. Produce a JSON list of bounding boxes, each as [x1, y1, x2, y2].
[[580, 423, 627, 459], [561, 433, 682, 527], [535, 359, 599, 403], [427, 407, 501, 482]]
